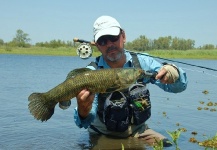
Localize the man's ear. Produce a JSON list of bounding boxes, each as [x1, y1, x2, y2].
[[95, 44, 102, 52], [122, 30, 126, 43]]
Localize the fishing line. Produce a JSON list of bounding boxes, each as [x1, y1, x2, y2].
[[151, 57, 217, 78], [181, 67, 217, 78], [125, 50, 217, 72]]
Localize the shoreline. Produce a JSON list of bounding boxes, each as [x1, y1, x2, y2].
[[1, 47, 217, 60]]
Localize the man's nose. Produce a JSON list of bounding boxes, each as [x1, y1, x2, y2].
[[106, 40, 114, 46]]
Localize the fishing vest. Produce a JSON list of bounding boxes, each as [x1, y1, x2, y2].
[[87, 52, 151, 132]]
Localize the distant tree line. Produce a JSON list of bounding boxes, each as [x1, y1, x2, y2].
[[35, 40, 73, 48], [0, 29, 216, 50], [125, 35, 197, 51]]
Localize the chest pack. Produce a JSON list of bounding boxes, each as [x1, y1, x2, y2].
[[87, 52, 151, 132]]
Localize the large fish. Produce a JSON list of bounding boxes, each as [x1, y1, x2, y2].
[[28, 68, 153, 122]]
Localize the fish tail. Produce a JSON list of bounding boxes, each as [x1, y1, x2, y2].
[[28, 93, 57, 121]]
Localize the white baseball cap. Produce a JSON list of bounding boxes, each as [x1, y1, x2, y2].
[[93, 16, 121, 42]]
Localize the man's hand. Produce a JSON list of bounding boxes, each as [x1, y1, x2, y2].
[[155, 65, 179, 84], [76, 89, 95, 119]]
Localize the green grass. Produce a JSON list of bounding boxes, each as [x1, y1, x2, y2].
[[1, 46, 217, 59], [0, 46, 95, 56], [147, 49, 217, 59]]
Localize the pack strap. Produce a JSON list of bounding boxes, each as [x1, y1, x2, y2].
[[86, 56, 101, 69], [130, 52, 143, 83], [130, 52, 142, 68], [87, 61, 98, 69]]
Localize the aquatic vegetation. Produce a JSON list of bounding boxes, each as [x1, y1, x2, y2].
[[121, 143, 124, 150], [202, 90, 209, 94], [204, 107, 209, 110], [150, 129, 182, 150], [197, 99, 216, 112], [207, 101, 214, 106], [189, 137, 198, 143], [198, 133, 217, 149], [189, 133, 217, 149], [191, 131, 198, 136], [210, 108, 216, 112], [162, 111, 167, 117], [151, 130, 217, 150], [152, 139, 164, 150], [199, 101, 205, 104], [178, 128, 187, 132], [167, 130, 182, 150], [197, 107, 203, 110]]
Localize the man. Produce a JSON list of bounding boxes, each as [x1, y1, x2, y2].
[[60, 15, 187, 147]]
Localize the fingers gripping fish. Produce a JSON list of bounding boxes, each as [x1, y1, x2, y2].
[[28, 68, 148, 122]]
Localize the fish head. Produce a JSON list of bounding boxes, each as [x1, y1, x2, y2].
[[116, 68, 144, 89]]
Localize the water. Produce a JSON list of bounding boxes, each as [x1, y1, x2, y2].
[[0, 54, 217, 150]]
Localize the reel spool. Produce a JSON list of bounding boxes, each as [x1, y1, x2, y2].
[[76, 43, 92, 59]]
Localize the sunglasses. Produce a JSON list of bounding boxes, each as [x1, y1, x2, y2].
[[96, 30, 122, 46]]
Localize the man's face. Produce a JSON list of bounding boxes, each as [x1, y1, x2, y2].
[[96, 30, 126, 62]]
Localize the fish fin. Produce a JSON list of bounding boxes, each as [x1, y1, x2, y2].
[[59, 100, 71, 110], [28, 93, 57, 122], [105, 88, 118, 93], [105, 85, 121, 93], [105, 83, 133, 93], [66, 68, 92, 79]]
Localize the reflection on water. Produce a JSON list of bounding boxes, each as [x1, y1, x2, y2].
[[0, 54, 217, 150]]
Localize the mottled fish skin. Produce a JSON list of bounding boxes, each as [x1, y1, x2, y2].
[[28, 68, 144, 122]]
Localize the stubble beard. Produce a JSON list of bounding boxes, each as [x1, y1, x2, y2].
[[106, 46, 124, 62]]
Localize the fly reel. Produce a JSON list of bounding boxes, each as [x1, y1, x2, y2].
[[76, 43, 93, 59]]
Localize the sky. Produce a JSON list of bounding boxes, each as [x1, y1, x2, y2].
[[0, 0, 217, 47]]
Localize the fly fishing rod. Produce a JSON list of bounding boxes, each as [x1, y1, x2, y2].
[[73, 38, 217, 72]]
